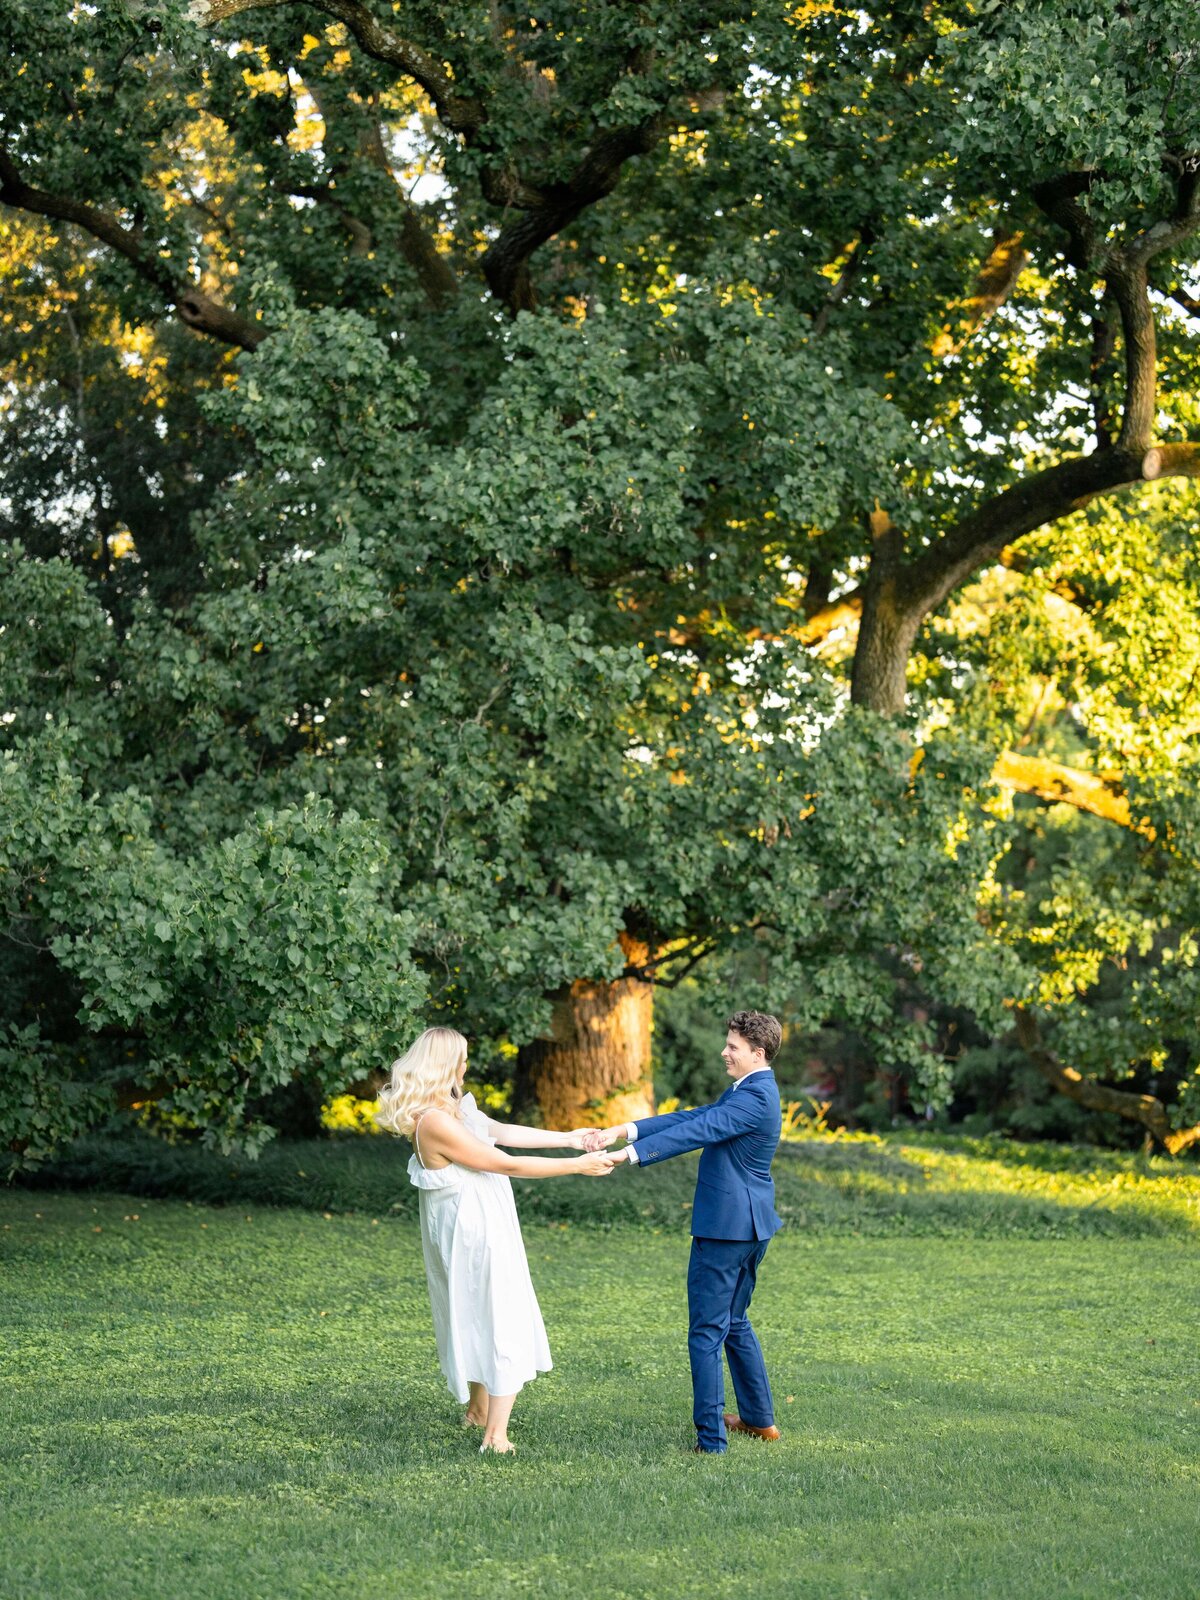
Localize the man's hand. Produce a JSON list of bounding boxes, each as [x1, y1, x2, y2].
[[575, 1150, 622, 1176]]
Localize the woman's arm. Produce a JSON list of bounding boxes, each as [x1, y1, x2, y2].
[[420, 1111, 615, 1178], [484, 1118, 598, 1150]]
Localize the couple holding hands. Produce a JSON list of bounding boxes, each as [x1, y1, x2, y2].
[[377, 1011, 784, 1455]]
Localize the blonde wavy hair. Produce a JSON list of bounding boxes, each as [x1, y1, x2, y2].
[[375, 1026, 469, 1138]]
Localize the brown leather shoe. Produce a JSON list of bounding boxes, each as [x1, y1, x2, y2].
[[724, 1413, 780, 1441]]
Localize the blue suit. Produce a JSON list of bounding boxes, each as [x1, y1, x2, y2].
[[632, 1069, 782, 1452]]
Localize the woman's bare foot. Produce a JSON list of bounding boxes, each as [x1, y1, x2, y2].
[[479, 1391, 516, 1453], [462, 1381, 489, 1428]]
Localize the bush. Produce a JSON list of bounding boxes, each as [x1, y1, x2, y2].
[[15, 1125, 1197, 1238]]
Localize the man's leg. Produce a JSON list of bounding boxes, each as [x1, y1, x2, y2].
[[724, 1239, 775, 1429], [686, 1237, 743, 1452]]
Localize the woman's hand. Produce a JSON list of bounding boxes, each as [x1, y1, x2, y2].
[[580, 1126, 626, 1151], [574, 1151, 619, 1176], [565, 1127, 606, 1150]]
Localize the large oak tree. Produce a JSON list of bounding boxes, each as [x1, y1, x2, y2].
[[2, 0, 1199, 1157]]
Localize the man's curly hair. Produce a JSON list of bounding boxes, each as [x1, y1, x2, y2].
[[726, 1010, 782, 1062]]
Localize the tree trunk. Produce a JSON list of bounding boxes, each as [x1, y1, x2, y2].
[[849, 511, 922, 713], [1013, 1007, 1200, 1155], [513, 934, 656, 1130]]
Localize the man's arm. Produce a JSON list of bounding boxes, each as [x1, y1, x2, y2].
[[625, 1091, 769, 1169], [630, 1104, 714, 1140], [583, 1103, 712, 1148]]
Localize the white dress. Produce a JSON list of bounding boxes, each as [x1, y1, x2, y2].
[[408, 1092, 553, 1402]]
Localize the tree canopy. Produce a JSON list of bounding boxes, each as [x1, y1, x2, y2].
[[2, 1, 1199, 1166]]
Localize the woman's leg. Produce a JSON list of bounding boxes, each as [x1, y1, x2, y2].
[[463, 1382, 489, 1427], [480, 1391, 517, 1451]]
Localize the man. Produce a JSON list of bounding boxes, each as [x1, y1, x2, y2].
[[591, 1010, 784, 1454]]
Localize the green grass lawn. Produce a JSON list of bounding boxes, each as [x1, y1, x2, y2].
[[2, 1173, 1197, 1600]]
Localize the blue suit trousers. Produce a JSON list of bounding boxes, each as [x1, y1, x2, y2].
[[687, 1235, 775, 1452]]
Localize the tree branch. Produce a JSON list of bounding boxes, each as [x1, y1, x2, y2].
[[1107, 258, 1160, 451], [930, 228, 1028, 359], [991, 751, 1155, 838], [1031, 171, 1101, 271], [1127, 162, 1200, 271], [193, 0, 665, 310], [0, 145, 264, 350], [189, 0, 484, 135], [812, 226, 875, 339], [481, 110, 668, 312], [849, 505, 911, 711], [903, 443, 1200, 619], [1035, 166, 1200, 454], [1112, 165, 1200, 448], [624, 935, 719, 988], [297, 78, 459, 306], [1088, 296, 1118, 448], [195, 0, 543, 214], [357, 120, 459, 306], [1013, 1006, 1200, 1154], [854, 171, 1200, 711]]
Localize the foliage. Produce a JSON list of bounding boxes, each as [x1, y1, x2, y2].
[[940, 0, 1200, 228], [911, 493, 1200, 1146], [15, 1122, 1199, 1241], [950, 1037, 1142, 1148], [0, 303, 1020, 1162], [0, 705, 424, 1170], [3, 1, 1200, 1161], [650, 981, 730, 1107], [319, 1093, 384, 1136]]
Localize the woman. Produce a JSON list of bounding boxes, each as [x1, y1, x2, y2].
[[376, 1025, 616, 1453]]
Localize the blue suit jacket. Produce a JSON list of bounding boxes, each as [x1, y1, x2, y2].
[[632, 1070, 783, 1241]]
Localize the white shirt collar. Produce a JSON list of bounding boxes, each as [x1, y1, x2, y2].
[[729, 1064, 773, 1090]]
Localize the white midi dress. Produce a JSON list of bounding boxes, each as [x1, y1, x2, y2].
[[409, 1092, 553, 1403]]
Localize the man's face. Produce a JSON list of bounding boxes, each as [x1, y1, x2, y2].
[[721, 1029, 765, 1080]]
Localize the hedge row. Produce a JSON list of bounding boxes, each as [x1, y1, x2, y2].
[[14, 1128, 1197, 1238]]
